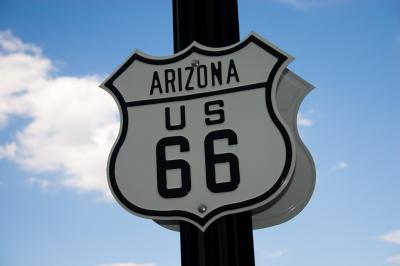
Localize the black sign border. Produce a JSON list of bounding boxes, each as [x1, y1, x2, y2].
[[103, 34, 293, 227]]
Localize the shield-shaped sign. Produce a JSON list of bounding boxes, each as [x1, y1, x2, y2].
[[101, 33, 296, 231]]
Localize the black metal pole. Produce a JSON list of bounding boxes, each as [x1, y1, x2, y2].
[[173, 0, 240, 52], [172, 1, 256, 266]]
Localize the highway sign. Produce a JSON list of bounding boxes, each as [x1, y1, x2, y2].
[[101, 33, 296, 231]]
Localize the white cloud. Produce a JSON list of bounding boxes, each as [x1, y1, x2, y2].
[[276, 0, 348, 10], [388, 255, 400, 265], [380, 230, 400, 245], [264, 248, 288, 258], [0, 142, 17, 158], [0, 30, 119, 200], [379, 230, 400, 264], [97, 263, 155, 266], [27, 176, 50, 191], [0, 30, 42, 55], [297, 112, 314, 127], [330, 161, 348, 171]]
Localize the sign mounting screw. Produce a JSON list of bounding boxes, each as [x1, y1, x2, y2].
[[191, 59, 200, 67], [198, 204, 207, 213]]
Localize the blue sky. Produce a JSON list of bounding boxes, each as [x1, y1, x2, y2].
[[0, 0, 399, 266]]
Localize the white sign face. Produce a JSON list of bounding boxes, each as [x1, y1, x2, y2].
[[101, 33, 296, 231]]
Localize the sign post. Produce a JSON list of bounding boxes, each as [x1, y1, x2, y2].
[[172, 1, 255, 265]]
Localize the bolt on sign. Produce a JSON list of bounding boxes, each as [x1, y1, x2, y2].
[[101, 33, 314, 231]]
